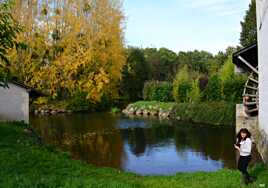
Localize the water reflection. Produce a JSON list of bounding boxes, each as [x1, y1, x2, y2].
[[30, 113, 236, 175]]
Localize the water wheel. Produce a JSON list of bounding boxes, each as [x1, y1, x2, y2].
[[243, 71, 259, 116]]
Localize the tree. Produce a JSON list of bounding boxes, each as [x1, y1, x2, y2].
[[240, 0, 257, 47], [202, 74, 222, 101], [144, 48, 178, 81], [219, 56, 235, 83], [9, 0, 126, 102], [188, 79, 201, 103], [120, 47, 150, 101], [177, 50, 213, 75], [173, 65, 192, 103], [0, 1, 21, 87]]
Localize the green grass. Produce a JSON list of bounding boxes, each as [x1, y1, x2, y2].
[[1, 122, 268, 188]]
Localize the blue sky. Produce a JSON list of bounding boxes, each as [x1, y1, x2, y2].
[[123, 0, 251, 54]]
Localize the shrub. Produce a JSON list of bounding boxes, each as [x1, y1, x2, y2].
[[66, 92, 92, 112], [188, 79, 201, 103], [202, 74, 222, 101], [174, 102, 236, 125], [173, 66, 192, 103], [33, 97, 49, 105], [143, 81, 174, 102], [222, 75, 247, 102]]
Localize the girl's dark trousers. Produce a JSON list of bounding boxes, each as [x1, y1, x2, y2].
[[238, 155, 251, 180]]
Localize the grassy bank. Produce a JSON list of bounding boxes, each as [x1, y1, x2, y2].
[[1, 122, 268, 188], [174, 102, 236, 126], [126, 101, 235, 125], [129, 101, 176, 111]]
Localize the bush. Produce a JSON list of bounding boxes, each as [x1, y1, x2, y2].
[[66, 92, 92, 112], [222, 75, 247, 102], [202, 74, 222, 101], [174, 102, 236, 125], [188, 79, 201, 103], [173, 66, 192, 103], [143, 81, 174, 102], [33, 97, 49, 105]]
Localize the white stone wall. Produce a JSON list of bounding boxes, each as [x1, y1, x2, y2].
[[257, 0, 268, 135], [0, 83, 29, 124]]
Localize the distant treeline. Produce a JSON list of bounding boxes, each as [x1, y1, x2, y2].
[[120, 46, 246, 104]]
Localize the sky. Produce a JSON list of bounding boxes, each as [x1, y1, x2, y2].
[[123, 0, 251, 54]]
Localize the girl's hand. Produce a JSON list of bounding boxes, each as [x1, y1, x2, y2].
[[234, 144, 240, 150]]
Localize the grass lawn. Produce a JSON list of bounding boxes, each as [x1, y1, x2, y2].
[[0, 122, 268, 188]]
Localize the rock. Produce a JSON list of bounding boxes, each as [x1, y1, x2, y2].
[[128, 108, 136, 114], [151, 111, 158, 116], [51, 110, 57, 115], [143, 110, 150, 116], [136, 109, 143, 115]]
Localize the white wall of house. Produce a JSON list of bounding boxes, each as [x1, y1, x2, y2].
[[0, 83, 29, 124], [257, 0, 268, 135]]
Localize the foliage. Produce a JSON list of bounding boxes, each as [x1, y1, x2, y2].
[[33, 97, 49, 106], [144, 48, 178, 81], [111, 107, 121, 114], [174, 102, 236, 125], [219, 57, 247, 102], [9, 0, 126, 102], [222, 75, 247, 102], [0, 0, 21, 87], [202, 74, 222, 101], [120, 47, 150, 102], [143, 81, 173, 102], [177, 50, 213, 75], [219, 56, 235, 83], [188, 79, 201, 103], [240, 0, 257, 47], [66, 92, 92, 112], [128, 101, 176, 111], [173, 66, 192, 103]]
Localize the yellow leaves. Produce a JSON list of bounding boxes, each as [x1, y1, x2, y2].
[[9, 0, 126, 103]]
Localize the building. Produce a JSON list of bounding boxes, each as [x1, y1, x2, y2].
[[0, 81, 40, 124], [233, 0, 268, 163]]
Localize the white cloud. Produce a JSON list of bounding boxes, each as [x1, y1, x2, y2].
[[181, 0, 246, 16]]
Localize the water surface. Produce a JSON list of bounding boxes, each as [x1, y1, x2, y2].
[[30, 113, 236, 175]]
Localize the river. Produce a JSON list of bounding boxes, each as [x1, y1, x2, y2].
[[30, 112, 236, 175]]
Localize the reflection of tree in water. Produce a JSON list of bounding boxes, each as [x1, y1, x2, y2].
[[31, 114, 126, 169], [123, 122, 236, 168], [31, 114, 236, 170], [174, 124, 236, 168], [122, 125, 174, 156]]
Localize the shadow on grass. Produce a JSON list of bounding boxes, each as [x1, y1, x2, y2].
[[250, 163, 267, 180]]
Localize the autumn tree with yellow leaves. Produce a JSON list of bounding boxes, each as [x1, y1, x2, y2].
[[9, 0, 126, 102]]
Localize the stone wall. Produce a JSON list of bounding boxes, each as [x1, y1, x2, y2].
[[0, 83, 29, 124], [236, 104, 268, 164]]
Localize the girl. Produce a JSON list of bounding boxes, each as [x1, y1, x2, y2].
[[234, 128, 254, 185]]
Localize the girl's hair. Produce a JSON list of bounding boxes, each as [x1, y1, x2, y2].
[[236, 128, 251, 144]]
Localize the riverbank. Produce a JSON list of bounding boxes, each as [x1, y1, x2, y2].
[[1, 122, 268, 188], [123, 101, 236, 125]]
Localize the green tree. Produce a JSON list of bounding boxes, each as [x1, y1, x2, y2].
[[143, 81, 173, 102], [240, 0, 257, 47], [0, 1, 21, 87], [202, 74, 222, 101], [219, 56, 235, 83], [120, 47, 151, 102], [173, 66, 192, 103], [144, 48, 178, 81], [188, 79, 201, 103]]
